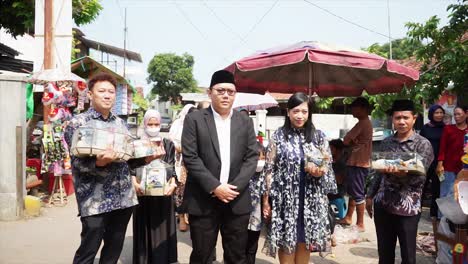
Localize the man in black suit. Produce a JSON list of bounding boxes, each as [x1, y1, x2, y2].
[[182, 70, 258, 264]]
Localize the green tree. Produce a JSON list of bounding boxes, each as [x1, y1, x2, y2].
[[364, 38, 424, 60], [361, 1, 467, 118], [147, 53, 198, 104], [362, 38, 425, 118], [405, 0, 467, 105], [0, 0, 103, 38], [132, 93, 149, 124]]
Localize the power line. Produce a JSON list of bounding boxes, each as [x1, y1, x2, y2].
[[173, 0, 208, 40], [201, 0, 244, 42], [241, 0, 280, 44], [213, 0, 280, 69], [302, 0, 393, 40]]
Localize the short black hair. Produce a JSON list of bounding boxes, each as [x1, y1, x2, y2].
[[88, 73, 117, 91], [349, 97, 370, 109], [283, 92, 316, 143]]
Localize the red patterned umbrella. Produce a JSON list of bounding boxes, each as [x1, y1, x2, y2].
[[225, 41, 419, 97]]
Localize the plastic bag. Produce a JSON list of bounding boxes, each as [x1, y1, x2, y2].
[[334, 225, 360, 244]]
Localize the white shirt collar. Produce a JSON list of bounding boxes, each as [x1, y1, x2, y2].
[[211, 106, 233, 121]]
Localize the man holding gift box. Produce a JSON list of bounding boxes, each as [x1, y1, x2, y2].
[[64, 73, 164, 264], [182, 70, 258, 264], [365, 99, 434, 264]]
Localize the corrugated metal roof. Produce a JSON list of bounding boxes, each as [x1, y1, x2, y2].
[[74, 28, 142, 62], [71, 56, 135, 93], [0, 43, 20, 58]]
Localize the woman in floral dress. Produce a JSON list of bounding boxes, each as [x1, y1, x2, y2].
[[262, 92, 337, 264]]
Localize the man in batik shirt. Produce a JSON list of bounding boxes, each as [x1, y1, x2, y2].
[[64, 73, 163, 264], [366, 99, 434, 264]]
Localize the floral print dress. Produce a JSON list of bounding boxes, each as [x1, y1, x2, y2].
[[261, 127, 337, 257]]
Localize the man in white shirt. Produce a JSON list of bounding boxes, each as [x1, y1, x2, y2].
[[182, 70, 258, 264]]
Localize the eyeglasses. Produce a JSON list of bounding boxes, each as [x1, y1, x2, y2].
[[212, 88, 236, 96]]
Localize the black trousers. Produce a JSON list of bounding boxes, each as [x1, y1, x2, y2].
[[374, 205, 421, 264], [189, 205, 250, 264], [246, 230, 261, 264], [73, 207, 133, 264]]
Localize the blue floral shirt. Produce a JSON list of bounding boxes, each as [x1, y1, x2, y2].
[[64, 108, 146, 217]]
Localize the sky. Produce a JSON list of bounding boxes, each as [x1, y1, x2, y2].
[[79, 0, 457, 94]]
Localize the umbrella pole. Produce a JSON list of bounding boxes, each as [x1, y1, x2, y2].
[[308, 63, 313, 97]]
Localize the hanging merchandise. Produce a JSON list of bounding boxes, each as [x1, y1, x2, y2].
[[41, 124, 69, 173], [75, 81, 88, 113]]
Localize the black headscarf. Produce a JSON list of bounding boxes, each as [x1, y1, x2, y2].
[[428, 104, 445, 127]]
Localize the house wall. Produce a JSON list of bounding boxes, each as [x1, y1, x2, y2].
[[0, 73, 27, 220]]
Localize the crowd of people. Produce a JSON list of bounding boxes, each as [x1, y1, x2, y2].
[[64, 70, 468, 264]]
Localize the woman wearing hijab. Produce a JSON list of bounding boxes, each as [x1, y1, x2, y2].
[[168, 104, 196, 231], [132, 109, 178, 264], [419, 105, 445, 238]]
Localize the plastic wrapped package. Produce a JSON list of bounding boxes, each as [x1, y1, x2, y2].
[[371, 151, 426, 175], [70, 120, 134, 161], [436, 196, 468, 224], [133, 139, 156, 158], [140, 160, 171, 196], [436, 217, 455, 264]]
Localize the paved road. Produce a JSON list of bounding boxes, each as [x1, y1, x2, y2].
[[0, 195, 436, 264]]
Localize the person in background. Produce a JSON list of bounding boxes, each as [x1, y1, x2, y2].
[[262, 92, 336, 264], [64, 73, 163, 264], [132, 109, 178, 264], [182, 70, 258, 264], [366, 99, 433, 264], [338, 97, 373, 232], [328, 139, 348, 196], [246, 141, 266, 264], [239, 108, 250, 117], [168, 104, 197, 232], [436, 106, 468, 204], [419, 105, 445, 232], [197, 101, 211, 110]]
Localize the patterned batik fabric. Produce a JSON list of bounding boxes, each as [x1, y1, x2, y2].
[[64, 108, 141, 217], [372, 132, 434, 216], [261, 127, 337, 257]]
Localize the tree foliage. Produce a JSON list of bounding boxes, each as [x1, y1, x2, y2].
[[0, 0, 103, 37], [405, 0, 467, 105], [132, 93, 149, 124], [364, 38, 424, 60], [147, 53, 198, 104], [360, 0, 467, 118]]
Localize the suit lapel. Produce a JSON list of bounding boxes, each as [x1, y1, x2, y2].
[[204, 108, 221, 160], [230, 112, 239, 165]]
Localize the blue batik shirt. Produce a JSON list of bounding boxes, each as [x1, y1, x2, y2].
[[64, 108, 146, 217]]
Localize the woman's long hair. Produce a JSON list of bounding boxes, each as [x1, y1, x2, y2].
[[283, 92, 316, 143]]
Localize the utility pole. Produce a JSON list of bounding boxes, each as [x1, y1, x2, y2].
[[387, 0, 393, 60], [43, 0, 54, 124], [123, 7, 127, 78]]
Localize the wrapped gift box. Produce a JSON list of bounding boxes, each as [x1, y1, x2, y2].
[[70, 120, 134, 161], [140, 161, 171, 196], [371, 151, 425, 175]]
